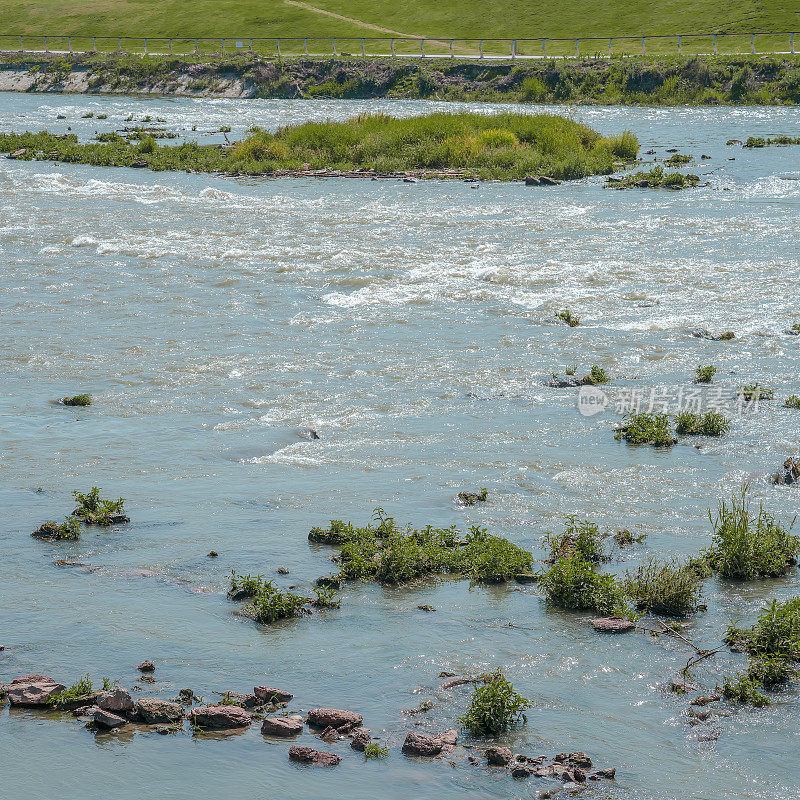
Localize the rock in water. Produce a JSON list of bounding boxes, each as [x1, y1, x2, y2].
[[134, 698, 185, 724], [92, 708, 127, 729], [592, 617, 635, 633], [6, 675, 66, 707], [350, 728, 371, 751], [189, 705, 251, 729], [401, 731, 443, 757], [261, 717, 303, 737], [485, 746, 513, 766], [306, 708, 362, 729], [97, 686, 134, 713], [136, 660, 155, 673], [288, 745, 341, 766], [254, 686, 294, 704]]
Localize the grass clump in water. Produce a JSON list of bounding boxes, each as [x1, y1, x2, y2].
[[606, 164, 700, 189], [0, 112, 637, 182], [247, 584, 311, 625], [675, 410, 731, 436], [545, 516, 607, 562], [540, 553, 629, 615], [312, 586, 341, 608], [615, 412, 676, 446], [458, 669, 530, 735], [555, 309, 580, 327], [784, 395, 800, 409], [583, 366, 608, 385], [621, 557, 704, 617], [664, 153, 693, 165], [72, 487, 126, 525], [313, 510, 532, 585], [721, 598, 800, 705], [364, 743, 389, 759], [694, 365, 716, 384], [48, 674, 94, 709], [739, 383, 774, 401], [31, 515, 83, 541], [704, 486, 799, 580], [62, 393, 92, 406]]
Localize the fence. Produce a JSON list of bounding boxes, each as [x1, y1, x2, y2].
[[0, 32, 797, 60]]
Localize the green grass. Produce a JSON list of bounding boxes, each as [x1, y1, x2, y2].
[[72, 486, 126, 525], [0, 112, 637, 182], [583, 365, 608, 385], [784, 395, 800, 409], [48, 675, 94, 709], [622, 557, 704, 617], [31, 515, 83, 541], [545, 516, 607, 562], [615, 412, 676, 446], [744, 135, 800, 147], [705, 486, 799, 580], [555, 309, 580, 327], [364, 743, 389, 758], [311, 511, 532, 584], [694, 365, 716, 384], [458, 669, 530, 736], [0, 0, 796, 52], [606, 164, 700, 189], [739, 383, 774, 401], [675, 410, 731, 436], [540, 553, 627, 615], [62, 393, 92, 406]]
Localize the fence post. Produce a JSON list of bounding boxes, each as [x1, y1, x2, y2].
[[713, 33, 717, 54], [641, 36, 645, 54], [479, 39, 483, 58], [677, 34, 681, 55], [542, 38, 546, 56], [751, 33, 755, 53]]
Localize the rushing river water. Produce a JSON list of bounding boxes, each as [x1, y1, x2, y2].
[[1, 93, 799, 800]]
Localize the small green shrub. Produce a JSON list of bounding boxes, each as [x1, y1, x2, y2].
[[49, 675, 94, 709], [458, 669, 530, 735], [546, 516, 606, 562], [705, 487, 799, 579], [784, 395, 800, 409], [694, 365, 716, 384], [312, 587, 341, 608], [675, 410, 730, 436], [607, 164, 699, 189], [229, 571, 272, 598], [364, 742, 389, 758], [612, 529, 645, 547], [615, 412, 676, 446], [721, 673, 769, 706], [32, 515, 83, 541], [583, 366, 608, 385], [72, 487, 126, 525], [664, 153, 692, 166], [725, 598, 800, 662], [555, 309, 580, 327], [62, 394, 92, 406], [249, 587, 310, 625], [739, 383, 774, 401], [622, 557, 704, 617], [540, 554, 623, 614]]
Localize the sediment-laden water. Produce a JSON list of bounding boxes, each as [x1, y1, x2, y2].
[[1, 93, 799, 800]]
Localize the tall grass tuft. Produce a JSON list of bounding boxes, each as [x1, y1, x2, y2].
[[622, 557, 704, 617], [458, 669, 530, 735]]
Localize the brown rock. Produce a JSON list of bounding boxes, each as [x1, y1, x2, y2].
[[319, 725, 340, 741], [350, 728, 371, 751], [306, 708, 362, 729], [254, 686, 293, 704], [135, 697, 184, 724], [691, 694, 721, 706], [189, 705, 251, 729], [485, 746, 513, 766], [402, 730, 443, 757], [590, 767, 616, 780], [592, 617, 635, 633], [92, 708, 127, 729], [554, 752, 593, 769], [136, 661, 155, 673], [6, 674, 66, 707], [288, 745, 340, 766], [261, 716, 303, 737], [441, 729, 458, 746], [97, 687, 134, 713], [511, 764, 533, 778], [439, 676, 480, 689]]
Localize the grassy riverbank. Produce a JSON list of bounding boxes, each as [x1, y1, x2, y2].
[[0, 111, 638, 180], [1, 52, 799, 104]]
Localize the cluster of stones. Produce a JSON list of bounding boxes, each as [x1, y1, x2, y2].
[[482, 748, 616, 783]]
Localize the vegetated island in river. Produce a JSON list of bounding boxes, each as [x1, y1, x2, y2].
[[0, 52, 798, 105], [0, 111, 639, 181]]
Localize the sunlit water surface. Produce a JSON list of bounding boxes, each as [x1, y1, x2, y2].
[[1, 93, 799, 800]]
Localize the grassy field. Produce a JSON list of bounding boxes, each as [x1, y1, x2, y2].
[[0, 0, 797, 58]]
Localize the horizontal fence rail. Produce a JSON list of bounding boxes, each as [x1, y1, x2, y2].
[[0, 32, 797, 59]]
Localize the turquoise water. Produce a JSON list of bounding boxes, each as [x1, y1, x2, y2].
[[1, 94, 799, 800]]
